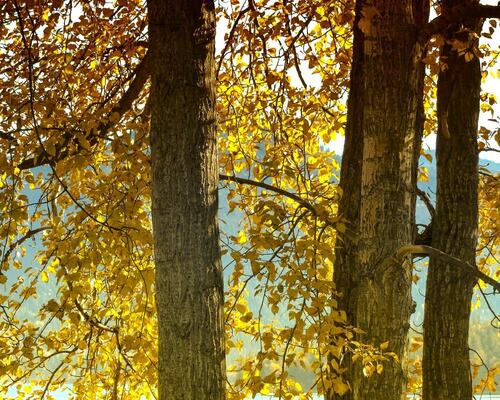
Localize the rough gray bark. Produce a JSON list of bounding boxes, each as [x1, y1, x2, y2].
[[148, 1, 226, 399], [327, 1, 425, 399], [350, 1, 422, 399], [422, 3, 482, 398]]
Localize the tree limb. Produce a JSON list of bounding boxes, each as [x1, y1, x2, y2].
[[220, 173, 318, 214], [415, 224, 432, 246], [416, 188, 435, 218], [423, 4, 500, 39], [393, 244, 500, 293], [0, 227, 49, 268], [216, 7, 250, 78]]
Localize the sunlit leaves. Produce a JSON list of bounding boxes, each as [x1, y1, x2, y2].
[[0, 0, 498, 398], [0, 1, 156, 398]]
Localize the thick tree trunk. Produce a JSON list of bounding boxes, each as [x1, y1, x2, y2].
[[422, 5, 481, 399], [327, 1, 424, 398], [327, 1, 427, 399], [148, 1, 226, 399], [350, 1, 422, 399]]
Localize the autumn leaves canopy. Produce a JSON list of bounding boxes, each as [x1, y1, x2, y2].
[[0, 1, 499, 400]]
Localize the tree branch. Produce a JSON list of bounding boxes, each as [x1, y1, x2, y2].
[[216, 7, 250, 78], [18, 50, 152, 170], [1, 227, 49, 267], [423, 4, 500, 39], [220, 173, 319, 214], [393, 244, 500, 293], [416, 188, 435, 218], [415, 223, 432, 246], [220, 173, 344, 234]]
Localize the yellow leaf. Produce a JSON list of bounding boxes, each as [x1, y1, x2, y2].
[[42, 9, 50, 22], [333, 378, 349, 395], [236, 230, 247, 244], [363, 364, 374, 377], [240, 312, 253, 323], [77, 340, 87, 350], [380, 341, 390, 350], [46, 300, 59, 312], [76, 133, 91, 151], [45, 142, 56, 157], [41, 271, 49, 283]]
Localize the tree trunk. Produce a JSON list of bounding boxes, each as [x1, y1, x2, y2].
[[422, 4, 481, 399], [350, 1, 422, 399], [327, 1, 427, 399], [327, 1, 364, 398], [148, 1, 226, 399]]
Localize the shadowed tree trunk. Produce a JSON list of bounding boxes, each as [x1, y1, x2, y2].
[[422, 3, 482, 398], [326, 2, 364, 398], [328, 1, 425, 399], [148, 1, 226, 399]]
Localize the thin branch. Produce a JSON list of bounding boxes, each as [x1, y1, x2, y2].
[[0, 131, 16, 141], [478, 285, 500, 329], [416, 188, 435, 218], [216, 6, 251, 78], [392, 245, 500, 293], [220, 173, 323, 217], [74, 298, 117, 334], [0, 227, 49, 268], [481, 147, 500, 154], [40, 358, 66, 400]]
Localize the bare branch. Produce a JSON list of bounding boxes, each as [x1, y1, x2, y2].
[[481, 147, 500, 154]]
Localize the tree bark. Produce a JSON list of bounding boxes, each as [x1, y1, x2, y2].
[[327, 1, 428, 399], [422, 3, 482, 399], [327, 1, 425, 399], [148, 1, 226, 399], [350, 1, 422, 399], [326, 1, 364, 398]]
